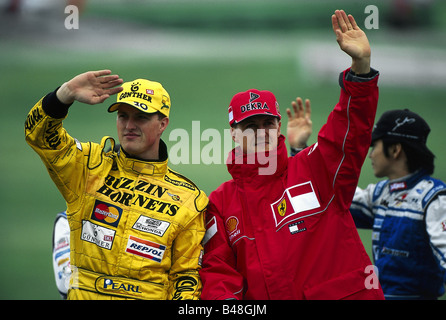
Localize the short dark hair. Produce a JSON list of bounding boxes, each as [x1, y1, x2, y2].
[[382, 138, 435, 175], [154, 111, 166, 121]]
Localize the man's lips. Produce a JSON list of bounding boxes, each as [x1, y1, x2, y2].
[[124, 132, 140, 138], [255, 140, 269, 146]]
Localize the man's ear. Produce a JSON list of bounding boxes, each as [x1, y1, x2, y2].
[[159, 117, 169, 134], [230, 126, 237, 143], [391, 143, 403, 159]]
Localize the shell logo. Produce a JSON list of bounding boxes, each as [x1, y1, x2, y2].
[[225, 216, 239, 234]]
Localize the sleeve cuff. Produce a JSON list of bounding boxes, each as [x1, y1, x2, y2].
[[338, 67, 379, 91], [41, 87, 72, 119], [345, 68, 379, 82]]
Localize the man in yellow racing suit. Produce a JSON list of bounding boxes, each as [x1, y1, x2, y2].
[[25, 70, 208, 299]]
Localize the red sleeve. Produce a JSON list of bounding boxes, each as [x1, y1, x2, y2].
[[199, 192, 244, 300], [294, 68, 379, 211]]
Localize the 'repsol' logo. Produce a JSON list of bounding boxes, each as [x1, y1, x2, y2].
[[90, 200, 122, 228], [125, 236, 166, 263]]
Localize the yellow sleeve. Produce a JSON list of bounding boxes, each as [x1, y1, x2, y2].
[[167, 190, 208, 300], [25, 96, 88, 204]]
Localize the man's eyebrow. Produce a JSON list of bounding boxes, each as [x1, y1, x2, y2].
[[243, 119, 256, 125]]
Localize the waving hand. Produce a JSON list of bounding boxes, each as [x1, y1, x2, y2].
[[56, 70, 123, 105], [332, 10, 371, 74]]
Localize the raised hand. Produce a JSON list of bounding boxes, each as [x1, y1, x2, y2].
[[56, 70, 123, 105], [286, 97, 312, 149], [332, 10, 371, 74]]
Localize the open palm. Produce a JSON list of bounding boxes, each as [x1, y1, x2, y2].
[[287, 97, 312, 149], [57, 70, 123, 105], [332, 10, 371, 74]]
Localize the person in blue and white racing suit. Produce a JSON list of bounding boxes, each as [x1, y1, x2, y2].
[[52, 211, 71, 299], [349, 109, 446, 300]]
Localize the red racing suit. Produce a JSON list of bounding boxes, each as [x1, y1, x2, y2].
[[200, 68, 385, 300]]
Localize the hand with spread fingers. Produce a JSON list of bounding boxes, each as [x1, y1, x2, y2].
[[286, 97, 312, 150], [332, 9, 371, 74], [56, 70, 124, 105]]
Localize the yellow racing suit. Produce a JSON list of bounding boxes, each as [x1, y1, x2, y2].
[[25, 91, 208, 300]]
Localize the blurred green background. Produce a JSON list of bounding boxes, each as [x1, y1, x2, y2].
[[1, 0, 445, 299]]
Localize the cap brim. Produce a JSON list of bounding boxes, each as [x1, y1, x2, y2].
[[107, 102, 159, 114], [232, 113, 281, 125], [370, 131, 384, 145]]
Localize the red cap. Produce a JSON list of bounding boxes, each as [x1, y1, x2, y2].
[[228, 89, 281, 126]]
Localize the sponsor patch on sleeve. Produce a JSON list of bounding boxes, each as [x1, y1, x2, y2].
[[202, 216, 217, 246]]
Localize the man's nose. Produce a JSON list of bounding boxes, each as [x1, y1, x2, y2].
[[125, 117, 137, 130], [256, 128, 266, 137]]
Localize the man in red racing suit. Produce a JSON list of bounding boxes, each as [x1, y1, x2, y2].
[[199, 10, 384, 300]]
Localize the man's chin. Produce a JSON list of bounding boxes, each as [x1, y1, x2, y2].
[[120, 143, 141, 157], [373, 171, 385, 178]]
